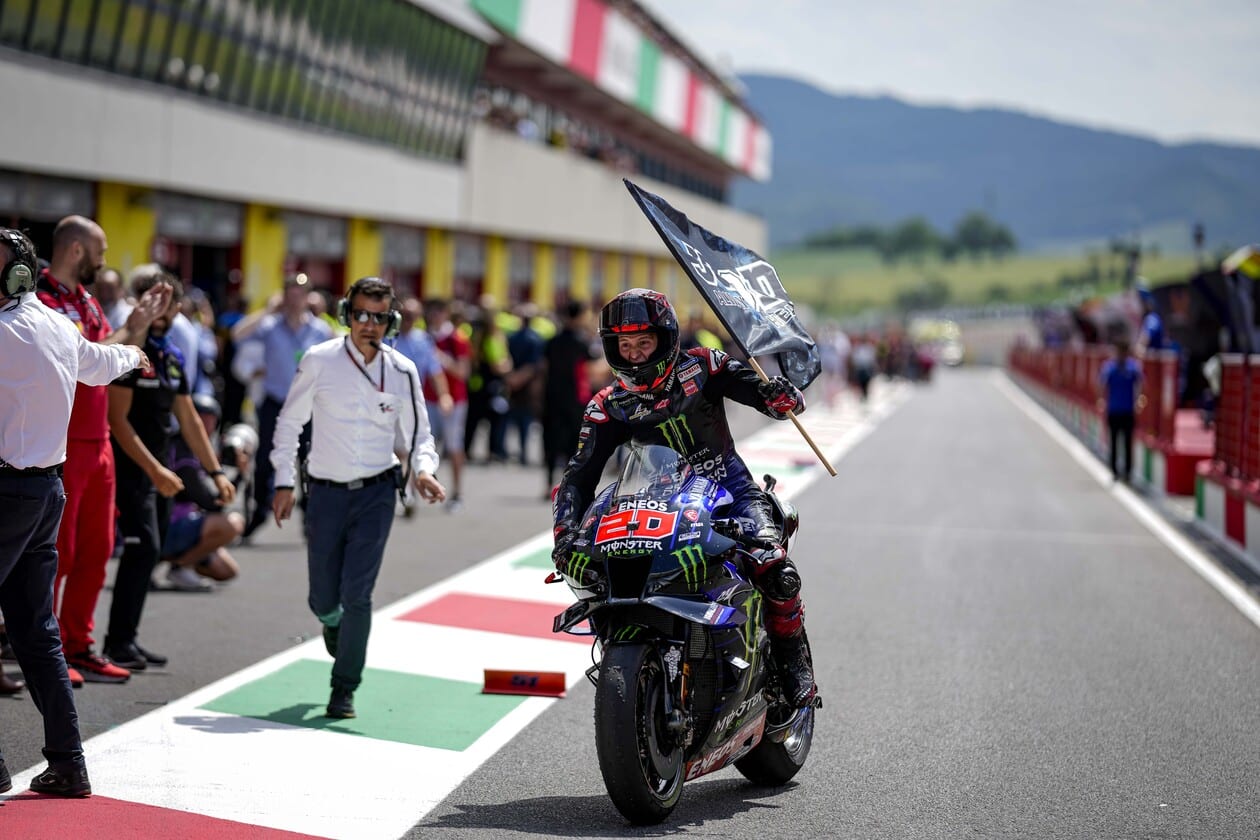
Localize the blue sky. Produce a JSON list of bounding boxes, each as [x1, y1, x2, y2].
[[641, 0, 1260, 148]]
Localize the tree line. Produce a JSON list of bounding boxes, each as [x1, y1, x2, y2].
[[802, 211, 1017, 263]]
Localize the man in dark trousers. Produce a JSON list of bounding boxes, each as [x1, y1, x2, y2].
[[1098, 339, 1144, 483], [105, 267, 234, 670], [542, 300, 598, 495], [0, 229, 148, 796], [272, 278, 445, 719]]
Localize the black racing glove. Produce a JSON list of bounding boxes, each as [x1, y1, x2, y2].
[[553, 530, 600, 587], [758, 375, 804, 416], [552, 529, 576, 570]]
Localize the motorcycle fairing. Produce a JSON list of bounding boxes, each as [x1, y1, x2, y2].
[[684, 710, 768, 781]]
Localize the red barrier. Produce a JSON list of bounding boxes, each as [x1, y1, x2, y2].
[[1139, 350, 1178, 443], [1009, 345, 1234, 493], [1216, 355, 1246, 478]]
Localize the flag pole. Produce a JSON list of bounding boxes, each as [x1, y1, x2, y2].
[[743, 355, 837, 477]]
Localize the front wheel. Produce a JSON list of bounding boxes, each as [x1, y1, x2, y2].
[[594, 642, 684, 824]]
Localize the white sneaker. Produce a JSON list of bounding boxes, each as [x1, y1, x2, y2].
[[167, 565, 213, 592]]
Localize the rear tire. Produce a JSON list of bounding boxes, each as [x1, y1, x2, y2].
[[594, 642, 684, 824], [734, 702, 815, 786]]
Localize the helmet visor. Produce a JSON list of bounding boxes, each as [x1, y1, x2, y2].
[[601, 295, 656, 334]]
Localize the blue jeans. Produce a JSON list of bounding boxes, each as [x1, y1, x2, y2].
[[502, 407, 534, 465], [305, 479, 396, 692], [0, 472, 82, 764]]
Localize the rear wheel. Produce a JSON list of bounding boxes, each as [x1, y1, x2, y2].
[[734, 701, 815, 785], [594, 642, 684, 824]]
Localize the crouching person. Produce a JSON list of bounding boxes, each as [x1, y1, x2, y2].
[[161, 394, 244, 590]]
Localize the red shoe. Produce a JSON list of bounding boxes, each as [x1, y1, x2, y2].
[[67, 667, 84, 688], [65, 650, 130, 684]]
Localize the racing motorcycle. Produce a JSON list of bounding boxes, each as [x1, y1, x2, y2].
[[549, 442, 819, 825]]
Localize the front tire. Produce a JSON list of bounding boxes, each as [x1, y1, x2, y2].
[[594, 642, 684, 824]]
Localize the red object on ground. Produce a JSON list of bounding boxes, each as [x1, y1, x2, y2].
[[482, 669, 566, 698], [1158, 410, 1215, 495]]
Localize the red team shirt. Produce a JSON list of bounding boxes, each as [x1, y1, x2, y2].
[[422, 329, 472, 405], [37, 270, 114, 441]]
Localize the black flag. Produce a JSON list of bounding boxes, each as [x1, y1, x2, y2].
[[624, 180, 821, 391]]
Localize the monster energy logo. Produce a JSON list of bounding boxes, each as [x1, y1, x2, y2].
[[566, 552, 593, 581], [742, 592, 762, 670], [656, 415, 694, 451], [613, 625, 643, 642], [672, 544, 707, 590]]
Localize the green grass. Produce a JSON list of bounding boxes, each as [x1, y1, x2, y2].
[[770, 247, 1199, 316]]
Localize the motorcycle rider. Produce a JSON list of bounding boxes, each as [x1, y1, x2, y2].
[[552, 289, 817, 707]]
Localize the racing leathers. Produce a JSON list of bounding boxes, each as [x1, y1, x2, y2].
[[552, 346, 817, 706]]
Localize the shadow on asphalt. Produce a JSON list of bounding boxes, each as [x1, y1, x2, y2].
[[416, 778, 795, 836], [172, 711, 317, 734]]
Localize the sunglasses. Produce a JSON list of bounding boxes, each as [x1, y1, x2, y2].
[[350, 309, 392, 326]]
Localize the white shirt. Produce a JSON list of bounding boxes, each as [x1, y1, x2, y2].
[[0, 293, 141, 469], [103, 298, 133, 330], [270, 337, 439, 488], [168, 312, 200, 392]]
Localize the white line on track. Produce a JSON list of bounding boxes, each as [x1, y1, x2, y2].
[[994, 370, 1260, 631]]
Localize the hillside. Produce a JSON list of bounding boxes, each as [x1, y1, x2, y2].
[[732, 74, 1260, 252]]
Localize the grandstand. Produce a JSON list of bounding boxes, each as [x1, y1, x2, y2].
[[0, 0, 769, 313]]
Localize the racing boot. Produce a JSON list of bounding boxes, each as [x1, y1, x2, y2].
[[769, 629, 817, 708], [747, 545, 818, 707]]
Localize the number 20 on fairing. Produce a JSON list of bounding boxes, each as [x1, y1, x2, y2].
[[595, 509, 679, 544]]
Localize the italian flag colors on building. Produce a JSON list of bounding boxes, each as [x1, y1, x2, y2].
[[471, 0, 772, 181]]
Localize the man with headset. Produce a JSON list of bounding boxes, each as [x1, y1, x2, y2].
[[0, 229, 149, 796], [271, 277, 445, 719]]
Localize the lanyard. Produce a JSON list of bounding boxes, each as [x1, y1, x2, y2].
[[344, 340, 384, 393], [41, 273, 103, 333]]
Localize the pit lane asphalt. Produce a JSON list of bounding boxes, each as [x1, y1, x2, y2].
[[413, 368, 1260, 840]]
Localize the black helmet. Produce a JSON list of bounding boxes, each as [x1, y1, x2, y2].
[[599, 289, 680, 393]]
